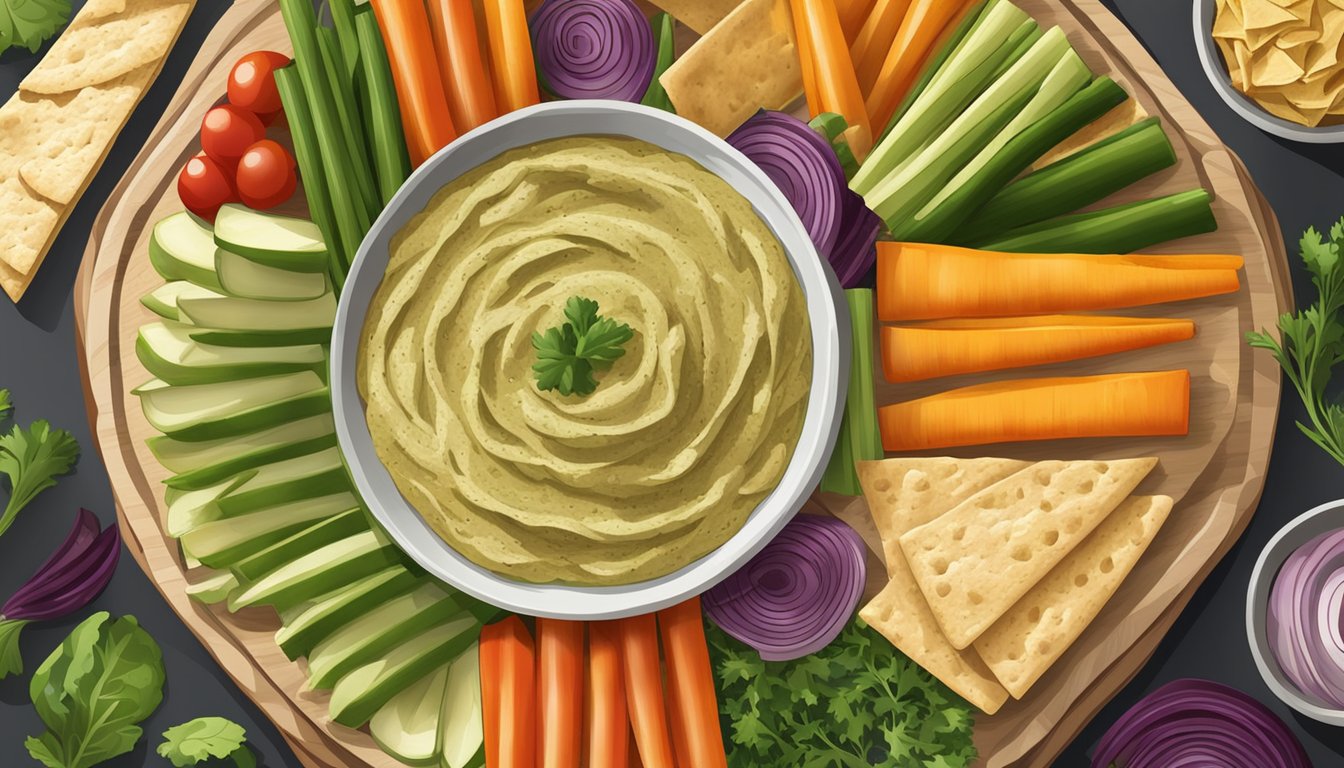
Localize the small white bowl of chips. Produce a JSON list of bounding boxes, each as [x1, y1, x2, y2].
[[1195, 0, 1344, 142]]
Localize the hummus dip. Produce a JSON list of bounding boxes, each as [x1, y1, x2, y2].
[[358, 136, 812, 585]]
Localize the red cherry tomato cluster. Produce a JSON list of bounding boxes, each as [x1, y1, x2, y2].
[[178, 51, 296, 221]]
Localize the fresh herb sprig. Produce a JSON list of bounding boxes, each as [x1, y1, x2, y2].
[[1248, 219, 1344, 466], [158, 717, 254, 768], [532, 296, 633, 397], [0, 418, 79, 537], [0, 0, 71, 56]]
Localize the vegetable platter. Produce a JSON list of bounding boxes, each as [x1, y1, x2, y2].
[[71, 0, 1290, 767]]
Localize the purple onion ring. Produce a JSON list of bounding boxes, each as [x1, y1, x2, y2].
[[530, 0, 655, 102]]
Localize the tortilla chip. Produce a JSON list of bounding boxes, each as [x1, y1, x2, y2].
[[974, 496, 1173, 699], [646, 0, 743, 36], [20, 0, 191, 94], [659, 0, 801, 137], [900, 458, 1158, 650], [1242, 0, 1302, 29], [1250, 45, 1307, 85], [0, 177, 62, 275]]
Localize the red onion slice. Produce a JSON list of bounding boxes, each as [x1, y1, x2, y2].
[[530, 0, 655, 103]]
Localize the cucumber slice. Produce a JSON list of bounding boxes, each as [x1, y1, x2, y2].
[[214, 204, 328, 272], [186, 570, 240, 605], [232, 507, 369, 583], [149, 212, 223, 290], [177, 292, 336, 336], [167, 475, 250, 537], [329, 617, 479, 728], [276, 567, 420, 660], [180, 492, 359, 568], [229, 529, 405, 612], [150, 413, 335, 474], [439, 643, 485, 768], [142, 282, 228, 321], [136, 371, 329, 441], [214, 446, 349, 518], [217, 247, 329, 301], [136, 321, 324, 386], [372, 663, 449, 766], [165, 433, 337, 491]]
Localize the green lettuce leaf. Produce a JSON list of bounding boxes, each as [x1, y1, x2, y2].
[[158, 717, 253, 768], [0, 0, 70, 55]]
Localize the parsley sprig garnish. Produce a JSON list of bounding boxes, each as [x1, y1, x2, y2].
[[1248, 218, 1344, 466], [532, 297, 634, 397]]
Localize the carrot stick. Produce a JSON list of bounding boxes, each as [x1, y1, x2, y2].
[[481, 616, 537, 768], [618, 614, 676, 768], [537, 619, 584, 768], [792, 0, 873, 159], [657, 598, 727, 768], [835, 0, 879, 42], [427, 0, 498, 132], [850, 0, 912, 93], [369, 0, 456, 166], [586, 622, 630, 768], [483, 0, 541, 113], [875, 241, 1244, 322], [881, 316, 1197, 383], [865, 0, 970, 131], [878, 370, 1191, 452]]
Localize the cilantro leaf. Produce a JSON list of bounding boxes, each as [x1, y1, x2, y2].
[[0, 419, 80, 537], [1248, 218, 1344, 467], [532, 296, 634, 397], [0, 389, 11, 423], [0, 0, 71, 56], [158, 717, 254, 768]]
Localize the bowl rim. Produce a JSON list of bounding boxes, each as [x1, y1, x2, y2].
[[1192, 0, 1344, 144], [330, 100, 848, 620], [1246, 497, 1344, 724]]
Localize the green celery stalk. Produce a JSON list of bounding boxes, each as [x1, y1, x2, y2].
[[275, 66, 346, 288], [865, 27, 1073, 229], [356, 7, 411, 205], [977, 188, 1217, 253], [820, 289, 882, 496], [851, 0, 1032, 195], [898, 77, 1129, 243], [809, 112, 849, 142], [641, 13, 676, 112], [884, 0, 993, 138], [317, 26, 378, 217], [954, 117, 1177, 243], [329, 0, 361, 79]]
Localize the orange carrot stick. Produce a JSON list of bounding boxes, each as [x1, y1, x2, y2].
[[618, 614, 676, 768], [427, 0, 499, 131], [865, 0, 970, 131], [880, 316, 1197, 383], [586, 622, 630, 768], [369, 0, 457, 166], [875, 241, 1244, 321], [792, 0, 873, 159], [850, 0, 912, 93], [835, 0, 879, 42], [481, 616, 537, 768], [537, 619, 584, 768], [878, 370, 1192, 452], [483, 0, 541, 113], [657, 598, 727, 768]]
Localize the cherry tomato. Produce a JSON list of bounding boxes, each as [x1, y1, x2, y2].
[[178, 153, 237, 221], [235, 139, 297, 210], [200, 104, 266, 163], [228, 51, 290, 117]]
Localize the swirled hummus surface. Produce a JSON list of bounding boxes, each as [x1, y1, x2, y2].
[[358, 136, 812, 585]]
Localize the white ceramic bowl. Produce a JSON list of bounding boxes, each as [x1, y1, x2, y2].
[[1247, 498, 1344, 725], [331, 100, 849, 620], [1194, 0, 1344, 143]]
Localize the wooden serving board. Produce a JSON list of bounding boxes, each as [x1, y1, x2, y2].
[[72, 1, 1291, 766]]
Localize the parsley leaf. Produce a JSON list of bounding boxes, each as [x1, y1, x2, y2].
[[0, 419, 80, 537], [0, 389, 11, 423], [0, 0, 71, 56], [158, 717, 254, 768], [532, 296, 633, 397], [1248, 219, 1344, 467], [706, 619, 978, 768]]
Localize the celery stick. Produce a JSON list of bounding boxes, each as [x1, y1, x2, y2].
[[977, 189, 1217, 253], [820, 289, 881, 496], [356, 7, 411, 205], [329, 0, 360, 80], [317, 26, 377, 217], [851, 0, 1031, 195], [885, 0, 993, 135], [275, 67, 345, 287], [865, 27, 1073, 228], [954, 117, 1177, 243]]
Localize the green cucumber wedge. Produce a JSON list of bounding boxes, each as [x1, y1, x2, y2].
[[307, 582, 474, 690], [186, 570, 241, 605], [177, 292, 336, 342], [151, 413, 335, 475], [180, 492, 359, 568], [372, 663, 449, 766], [276, 567, 421, 660], [217, 247, 329, 301], [142, 281, 228, 321], [165, 432, 337, 491], [137, 321, 325, 386], [214, 446, 349, 518], [232, 507, 369, 583], [214, 204, 329, 272], [229, 529, 406, 613], [329, 617, 479, 728], [440, 644, 485, 768], [149, 212, 224, 290], [167, 476, 250, 537], [136, 371, 330, 441]]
